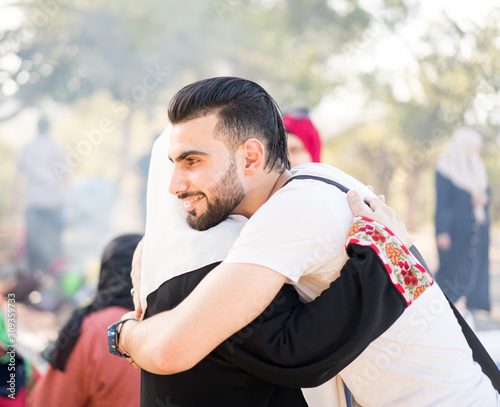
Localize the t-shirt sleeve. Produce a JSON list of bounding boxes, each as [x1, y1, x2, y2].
[[223, 183, 351, 283]]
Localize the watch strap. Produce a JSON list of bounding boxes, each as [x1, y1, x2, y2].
[[108, 318, 137, 358]]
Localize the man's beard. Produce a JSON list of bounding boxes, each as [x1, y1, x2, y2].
[[185, 159, 245, 231]]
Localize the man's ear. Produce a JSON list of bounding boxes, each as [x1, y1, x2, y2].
[[241, 139, 265, 175]]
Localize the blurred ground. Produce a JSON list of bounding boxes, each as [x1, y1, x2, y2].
[[1, 227, 500, 373]]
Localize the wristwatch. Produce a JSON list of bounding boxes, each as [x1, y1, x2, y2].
[[108, 318, 137, 358]]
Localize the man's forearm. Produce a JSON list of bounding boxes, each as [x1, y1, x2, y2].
[[118, 262, 287, 374], [119, 312, 188, 374]]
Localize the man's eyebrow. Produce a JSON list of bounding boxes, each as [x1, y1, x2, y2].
[[168, 150, 209, 163]]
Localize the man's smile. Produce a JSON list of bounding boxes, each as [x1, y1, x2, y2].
[[180, 194, 205, 212]]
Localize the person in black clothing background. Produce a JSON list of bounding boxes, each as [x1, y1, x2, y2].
[[435, 127, 491, 312]]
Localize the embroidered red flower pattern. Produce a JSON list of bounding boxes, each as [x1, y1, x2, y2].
[[372, 230, 386, 243], [347, 217, 434, 306]]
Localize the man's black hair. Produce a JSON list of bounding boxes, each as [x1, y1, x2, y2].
[[168, 77, 290, 171]]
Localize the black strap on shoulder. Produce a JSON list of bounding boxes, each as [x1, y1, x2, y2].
[[283, 175, 350, 193], [285, 174, 500, 392], [451, 300, 500, 391]]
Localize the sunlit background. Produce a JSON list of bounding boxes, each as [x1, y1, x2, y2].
[[1, 0, 500, 364]]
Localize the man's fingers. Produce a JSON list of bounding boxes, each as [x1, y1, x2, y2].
[[363, 195, 386, 210], [347, 190, 368, 216], [135, 302, 142, 319], [127, 357, 141, 369]]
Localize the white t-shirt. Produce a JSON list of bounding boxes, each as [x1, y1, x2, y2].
[[341, 284, 499, 406], [225, 163, 374, 302], [225, 163, 374, 407], [224, 162, 500, 407]]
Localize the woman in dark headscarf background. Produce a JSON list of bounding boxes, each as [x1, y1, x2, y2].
[[27, 234, 142, 407], [435, 128, 491, 313]]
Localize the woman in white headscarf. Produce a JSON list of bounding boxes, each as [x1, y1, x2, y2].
[[435, 127, 491, 311]]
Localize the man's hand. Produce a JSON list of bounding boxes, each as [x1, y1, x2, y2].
[[131, 238, 145, 319], [347, 190, 414, 248]]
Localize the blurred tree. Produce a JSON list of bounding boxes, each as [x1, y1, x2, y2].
[[0, 0, 412, 115], [1, 0, 499, 229], [356, 10, 500, 229], [0, 0, 412, 184]]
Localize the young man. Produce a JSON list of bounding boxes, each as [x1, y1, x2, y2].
[[114, 77, 499, 406]]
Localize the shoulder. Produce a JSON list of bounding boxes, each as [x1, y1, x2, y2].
[[237, 164, 374, 242], [264, 163, 373, 213], [287, 163, 373, 195]]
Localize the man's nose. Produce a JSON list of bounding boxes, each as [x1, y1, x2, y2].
[[168, 166, 189, 195]]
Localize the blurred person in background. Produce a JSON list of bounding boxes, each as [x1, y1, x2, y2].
[[435, 127, 491, 315], [283, 108, 322, 167], [10, 117, 69, 301], [27, 234, 142, 407]]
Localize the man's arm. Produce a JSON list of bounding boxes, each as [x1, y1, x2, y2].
[[215, 243, 409, 387], [120, 262, 287, 374], [119, 191, 413, 375], [209, 193, 423, 387]]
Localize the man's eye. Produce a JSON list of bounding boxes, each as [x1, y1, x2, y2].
[[187, 158, 199, 165]]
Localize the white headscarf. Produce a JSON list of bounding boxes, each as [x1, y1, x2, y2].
[[436, 127, 489, 224], [139, 126, 247, 315]]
